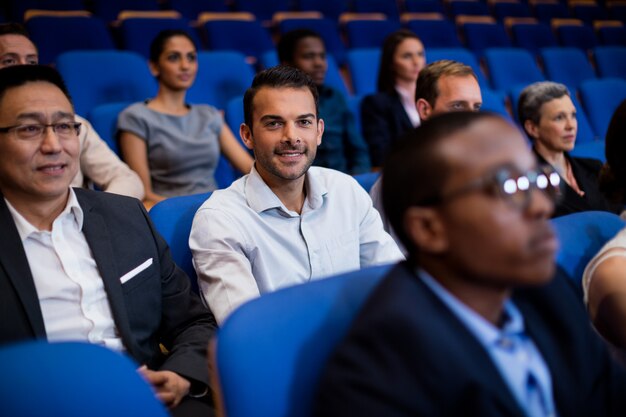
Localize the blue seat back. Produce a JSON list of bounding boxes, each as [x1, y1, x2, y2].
[[551, 211, 625, 288], [149, 192, 212, 291], [558, 25, 598, 52], [463, 22, 512, 55], [353, 171, 380, 192], [26, 16, 115, 65], [87, 101, 134, 156], [594, 46, 626, 79], [406, 19, 463, 48], [202, 19, 274, 62], [0, 341, 169, 417], [579, 77, 626, 139], [187, 51, 255, 110], [540, 47, 596, 91], [484, 47, 545, 92], [344, 19, 402, 49], [214, 264, 393, 417], [347, 48, 381, 95], [512, 23, 559, 54], [56, 50, 157, 116], [118, 17, 201, 60]]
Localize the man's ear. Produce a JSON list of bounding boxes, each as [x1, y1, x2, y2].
[[316, 118, 324, 146], [240, 124, 254, 150], [404, 206, 449, 254], [416, 98, 432, 121], [523, 119, 540, 141]]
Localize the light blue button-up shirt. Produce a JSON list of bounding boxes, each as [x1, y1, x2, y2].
[[190, 165, 404, 324], [420, 270, 557, 417]]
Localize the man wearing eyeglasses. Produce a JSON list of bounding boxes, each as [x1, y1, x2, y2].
[[0, 22, 144, 200], [0, 65, 217, 417], [314, 112, 626, 417]]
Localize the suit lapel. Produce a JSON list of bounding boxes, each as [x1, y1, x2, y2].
[[410, 267, 527, 417], [0, 197, 47, 337], [76, 190, 136, 355]]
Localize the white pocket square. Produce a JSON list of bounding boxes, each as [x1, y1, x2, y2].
[[120, 258, 153, 284]]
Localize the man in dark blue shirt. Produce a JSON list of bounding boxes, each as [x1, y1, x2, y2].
[[278, 29, 370, 174]]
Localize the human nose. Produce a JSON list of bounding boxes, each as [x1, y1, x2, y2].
[[525, 185, 555, 219], [39, 125, 63, 153], [282, 122, 300, 144]]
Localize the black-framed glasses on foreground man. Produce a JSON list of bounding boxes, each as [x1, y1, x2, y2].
[[0, 122, 81, 141], [424, 164, 561, 210]]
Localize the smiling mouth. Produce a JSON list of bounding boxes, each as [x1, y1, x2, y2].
[[38, 163, 66, 173]]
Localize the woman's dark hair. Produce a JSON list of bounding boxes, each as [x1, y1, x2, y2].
[[599, 99, 626, 204], [376, 29, 422, 93], [149, 29, 196, 63]]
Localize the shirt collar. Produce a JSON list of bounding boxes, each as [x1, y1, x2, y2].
[[245, 165, 328, 215], [418, 268, 524, 348], [5, 188, 84, 241]]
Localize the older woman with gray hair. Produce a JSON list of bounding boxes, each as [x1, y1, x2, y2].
[[518, 81, 619, 217]]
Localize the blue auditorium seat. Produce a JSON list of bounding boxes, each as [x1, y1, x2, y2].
[[571, 3, 608, 25], [352, 0, 400, 19], [56, 50, 157, 116], [533, 3, 569, 24], [87, 101, 134, 156], [483, 47, 544, 93], [462, 22, 513, 56], [540, 47, 597, 91], [149, 192, 213, 291], [593, 46, 626, 79], [405, 19, 463, 48], [186, 51, 255, 110], [598, 26, 626, 46], [169, 0, 230, 19], [91, 0, 161, 22], [202, 19, 274, 64], [448, 1, 491, 18], [8, 0, 85, 22], [557, 24, 599, 52], [480, 88, 512, 119], [298, 0, 349, 20], [353, 171, 380, 192], [346, 48, 381, 95], [118, 17, 201, 60], [512, 23, 558, 55], [0, 341, 169, 417], [231, 0, 291, 21], [493, 2, 533, 21], [579, 78, 626, 139], [26, 16, 115, 65], [404, 0, 446, 14], [213, 264, 394, 417], [344, 19, 402, 49]]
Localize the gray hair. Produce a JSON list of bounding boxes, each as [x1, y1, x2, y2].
[[517, 81, 571, 127]]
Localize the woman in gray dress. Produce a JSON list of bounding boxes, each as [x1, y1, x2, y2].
[[118, 30, 253, 209]]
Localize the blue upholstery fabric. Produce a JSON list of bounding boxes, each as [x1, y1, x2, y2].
[[214, 264, 394, 417], [0, 341, 169, 417]]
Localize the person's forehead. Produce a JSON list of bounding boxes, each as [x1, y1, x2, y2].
[[295, 37, 325, 52], [441, 117, 532, 178], [252, 86, 315, 116], [437, 74, 479, 95], [0, 34, 37, 54], [1, 81, 72, 114]]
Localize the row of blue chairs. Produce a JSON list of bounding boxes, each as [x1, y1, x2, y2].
[[7, 0, 626, 22], [2, 206, 617, 416], [22, 13, 626, 66]]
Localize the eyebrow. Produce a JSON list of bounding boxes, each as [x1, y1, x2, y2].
[[259, 113, 315, 121], [16, 111, 75, 121]]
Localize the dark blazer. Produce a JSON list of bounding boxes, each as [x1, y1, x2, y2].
[[361, 90, 414, 167], [0, 188, 217, 386], [534, 150, 621, 218], [314, 262, 626, 417]]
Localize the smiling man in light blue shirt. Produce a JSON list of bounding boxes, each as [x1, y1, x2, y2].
[[190, 66, 402, 324]]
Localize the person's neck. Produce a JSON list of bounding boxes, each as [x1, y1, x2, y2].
[[148, 89, 189, 115], [395, 80, 417, 100], [4, 190, 70, 232], [535, 143, 567, 175], [258, 169, 307, 214], [421, 260, 511, 326]]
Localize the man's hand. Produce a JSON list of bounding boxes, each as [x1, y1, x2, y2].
[[138, 366, 191, 408]]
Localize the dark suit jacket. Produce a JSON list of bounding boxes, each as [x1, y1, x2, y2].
[[361, 91, 414, 167], [314, 262, 626, 417], [534, 150, 621, 218], [0, 188, 217, 386]]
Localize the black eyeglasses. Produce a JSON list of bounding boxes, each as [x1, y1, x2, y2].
[[426, 164, 561, 210], [0, 122, 81, 141]]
